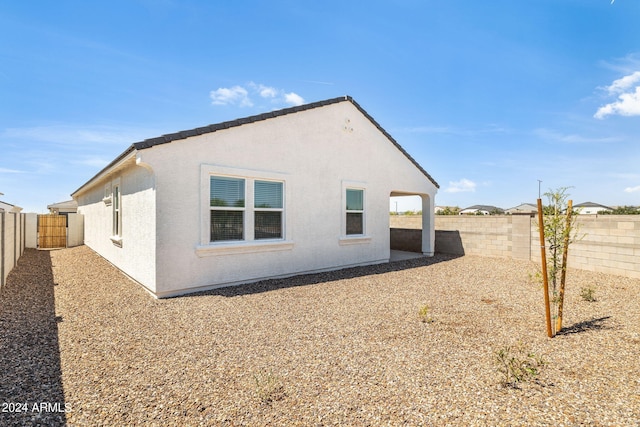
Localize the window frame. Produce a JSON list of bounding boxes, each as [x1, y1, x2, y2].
[[345, 188, 365, 235], [111, 178, 122, 247], [253, 179, 284, 240], [197, 165, 293, 256], [209, 176, 246, 242], [340, 180, 371, 245]]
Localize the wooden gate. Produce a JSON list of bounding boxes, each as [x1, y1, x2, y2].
[[38, 214, 67, 248]]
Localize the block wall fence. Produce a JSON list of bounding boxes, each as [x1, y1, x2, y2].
[[1, 212, 26, 290], [390, 215, 640, 280]]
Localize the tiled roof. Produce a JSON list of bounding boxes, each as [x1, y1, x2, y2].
[[73, 96, 438, 195]]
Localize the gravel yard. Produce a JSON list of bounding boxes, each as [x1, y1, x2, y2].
[[2, 246, 640, 426]]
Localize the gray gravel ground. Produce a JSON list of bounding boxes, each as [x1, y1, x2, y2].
[[2, 246, 640, 426]]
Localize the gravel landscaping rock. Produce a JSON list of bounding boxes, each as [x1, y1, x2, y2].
[[2, 246, 639, 426]]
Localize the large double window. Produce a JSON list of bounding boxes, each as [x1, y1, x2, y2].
[[210, 176, 284, 242]]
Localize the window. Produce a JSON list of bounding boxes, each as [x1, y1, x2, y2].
[[346, 188, 364, 235], [254, 180, 283, 239], [198, 166, 293, 256], [112, 182, 122, 237], [210, 176, 245, 241]]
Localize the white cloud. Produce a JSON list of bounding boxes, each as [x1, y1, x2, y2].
[[284, 92, 305, 106], [210, 86, 253, 107], [595, 71, 640, 119], [624, 185, 640, 193], [444, 178, 477, 193], [248, 82, 278, 98], [595, 86, 640, 119], [210, 83, 304, 108], [604, 71, 640, 94]]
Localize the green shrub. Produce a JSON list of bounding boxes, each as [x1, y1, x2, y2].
[[418, 304, 433, 323], [495, 342, 546, 388], [580, 285, 596, 302]]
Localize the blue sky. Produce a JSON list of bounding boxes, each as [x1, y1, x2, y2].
[[1, 0, 639, 213]]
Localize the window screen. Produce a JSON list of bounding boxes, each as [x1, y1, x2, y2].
[[211, 211, 244, 241], [255, 181, 283, 208], [346, 189, 364, 235], [346, 189, 363, 211], [210, 176, 245, 207], [254, 180, 283, 239], [255, 212, 282, 239]]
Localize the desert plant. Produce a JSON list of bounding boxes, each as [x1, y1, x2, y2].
[[418, 304, 433, 323], [253, 369, 285, 404], [536, 187, 584, 335], [495, 342, 546, 388], [580, 285, 597, 302]]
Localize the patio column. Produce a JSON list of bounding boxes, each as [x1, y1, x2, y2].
[[421, 194, 435, 256]]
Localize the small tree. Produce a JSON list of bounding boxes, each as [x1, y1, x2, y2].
[[540, 187, 582, 334]]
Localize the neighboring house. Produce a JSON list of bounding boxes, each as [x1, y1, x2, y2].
[[459, 205, 504, 215], [71, 96, 439, 298], [573, 202, 613, 215], [505, 203, 537, 215], [47, 199, 78, 216], [0, 201, 22, 213]]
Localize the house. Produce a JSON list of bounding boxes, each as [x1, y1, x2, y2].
[[71, 96, 439, 298], [0, 201, 22, 213], [459, 205, 504, 215], [47, 200, 78, 216], [573, 202, 613, 215], [505, 203, 537, 215]]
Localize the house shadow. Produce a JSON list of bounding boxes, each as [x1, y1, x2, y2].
[[0, 249, 67, 427], [189, 252, 462, 298], [434, 230, 465, 256], [556, 316, 612, 336]]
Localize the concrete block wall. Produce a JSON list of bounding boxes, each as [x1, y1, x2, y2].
[[535, 215, 640, 280], [1, 212, 26, 290], [390, 228, 422, 252], [434, 215, 514, 258], [391, 214, 640, 280]]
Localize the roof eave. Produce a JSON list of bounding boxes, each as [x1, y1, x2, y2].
[[71, 146, 137, 198]]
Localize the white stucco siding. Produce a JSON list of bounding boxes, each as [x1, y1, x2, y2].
[[139, 101, 436, 296], [75, 161, 157, 293]]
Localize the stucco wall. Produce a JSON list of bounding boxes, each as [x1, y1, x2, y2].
[[391, 215, 640, 279], [66, 213, 84, 248], [135, 101, 437, 296], [76, 162, 157, 293], [25, 213, 37, 249]]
